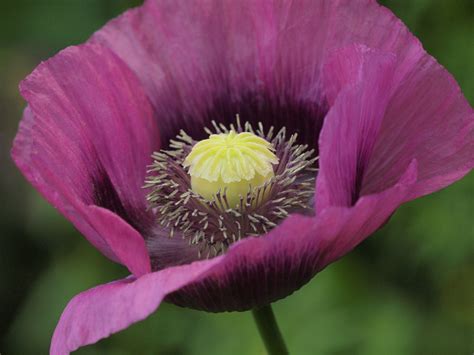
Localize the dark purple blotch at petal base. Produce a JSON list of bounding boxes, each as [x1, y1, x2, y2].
[[11, 0, 473, 354]]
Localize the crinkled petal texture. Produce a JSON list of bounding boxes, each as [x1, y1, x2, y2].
[[12, 0, 473, 354]]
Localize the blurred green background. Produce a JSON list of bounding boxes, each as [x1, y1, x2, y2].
[[0, 1, 473, 354]]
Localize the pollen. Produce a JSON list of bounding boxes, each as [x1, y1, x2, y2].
[[183, 131, 279, 208]]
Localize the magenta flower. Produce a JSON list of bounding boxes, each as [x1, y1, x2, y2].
[[12, 0, 473, 354]]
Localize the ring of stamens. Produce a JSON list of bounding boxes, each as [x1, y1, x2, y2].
[[145, 118, 318, 258]]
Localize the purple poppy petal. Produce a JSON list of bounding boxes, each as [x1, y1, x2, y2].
[[12, 43, 160, 275], [91, 0, 286, 141], [89, 0, 422, 138], [51, 163, 417, 354], [166, 160, 417, 311], [83, 206, 152, 276], [50, 258, 221, 355], [361, 56, 474, 198], [316, 45, 397, 211]]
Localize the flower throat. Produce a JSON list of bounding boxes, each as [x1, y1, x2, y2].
[[145, 118, 318, 258]]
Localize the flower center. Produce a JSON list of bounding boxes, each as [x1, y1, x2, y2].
[[183, 131, 279, 209], [144, 119, 318, 258]]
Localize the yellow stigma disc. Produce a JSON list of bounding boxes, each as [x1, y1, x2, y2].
[[183, 130, 279, 208]]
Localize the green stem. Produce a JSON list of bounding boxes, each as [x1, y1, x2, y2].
[[252, 304, 289, 355]]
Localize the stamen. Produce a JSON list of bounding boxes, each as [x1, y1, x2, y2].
[[145, 118, 318, 258]]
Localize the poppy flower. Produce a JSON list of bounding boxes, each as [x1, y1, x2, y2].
[[12, 0, 473, 354]]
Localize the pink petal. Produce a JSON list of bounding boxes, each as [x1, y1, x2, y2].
[[91, 0, 270, 140], [50, 257, 221, 355], [167, 160, 417, 311], [12, 43, 159, 275], [316, 45, 397, 211], [51, 162, 417, 354], [90, 0, 423, 142], [362, 55, 474, 199]]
